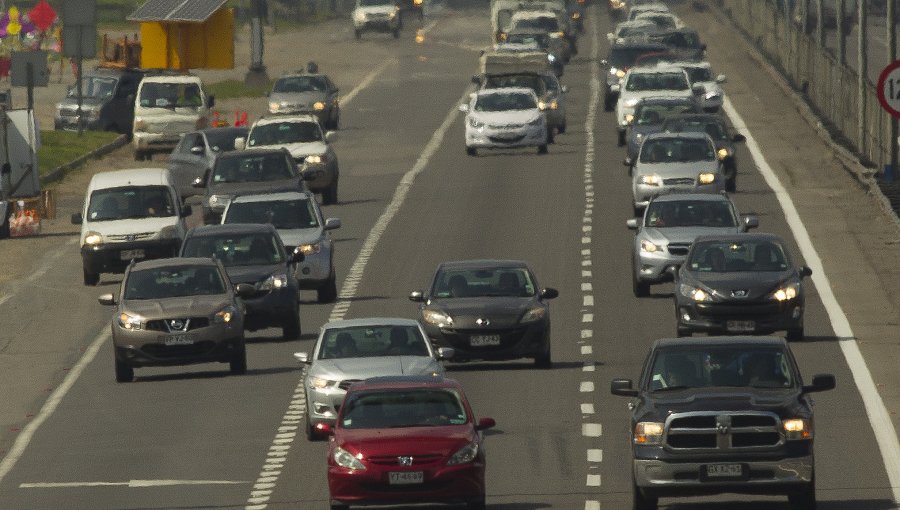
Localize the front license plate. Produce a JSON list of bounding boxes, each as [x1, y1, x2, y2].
[[163, 334, 195, 346], [120, 249, 145, 260], [726, 320, 755, 333], [388, 471, 423, 485], [705, 463, 743, 478], [470, 335, 501, 347]]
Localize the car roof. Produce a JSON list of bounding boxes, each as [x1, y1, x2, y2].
[[198, 126, 249, 136], [277, 72, 329, 79], [231, 190, 314, 203], [437, 259, 529, 270], [635, 95, 697, 105], [693, 232, 785, 244], [348, 375, 461, 393], [477, 87, 537, 97], [252, 114, 321, 126], [670, 60, 711, 69], [322, 317, 422, 329], [132, 256, 218, 271], [216, 147, 290, 158], [654, 336, 788, 349], [645, 131, 710, 141], [140, 74, 201, 84], [186, 223, 279, 237], [89, 168, 170, 189], [650, 191, 730, 203], [629, 64, 687, 74], [663, 113, 724, 124]]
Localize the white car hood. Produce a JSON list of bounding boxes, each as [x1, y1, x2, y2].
[[470, 110, 541, 125], [359, 5, 396, 14], [310, 356, 443, 381], [279, 141, 328, 158], [85, 218, 178, 238]]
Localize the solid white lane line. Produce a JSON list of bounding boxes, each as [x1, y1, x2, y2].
[[339, 59, 394, 107], [723, 98, 900, 502], [20, 479, 249, 488]]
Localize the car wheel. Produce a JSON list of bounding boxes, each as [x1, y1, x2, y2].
[[558, 122, 567, 134], [0, 213, 9, 239], [633, 275, 650, 298], [230, 341, 247, 374], [330, 503, 350, 510], [617, 130, 626, 146], [83, 269, 100, 286], [633, 205, 642, 218], [115, 356, 134, 383], [633, 482, 658, 510], [354, 29, 361, 39], [726, 174, 737, 193], [318, 271, 338, 303], [788, 476, 816, 510], [393, 27, 400, 38], [323, 180, 338, 205], [466, 495, 486, 510], [305, 412, 322, 441], [283, 306, 302, 340], [466, 146, 477, 156], [547, 129, 555, 144], [786, 326, 805, 342], [537, 144, 548, 154], [133, 150, 143, 161], [534, 341, 552, 368], [604, 95, 614, 112]]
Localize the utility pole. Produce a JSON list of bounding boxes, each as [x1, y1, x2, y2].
[[245, 0, 269, 87], [888, 0, 897, 179], [816, 0, 824, 47], [836, 0, 846, 64], [857, 0, 867, 155]]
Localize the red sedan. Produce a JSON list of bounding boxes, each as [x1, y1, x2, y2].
[[321, 375, 496, 510]]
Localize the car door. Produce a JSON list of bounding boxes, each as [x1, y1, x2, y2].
[[168, 133, 208, 199]]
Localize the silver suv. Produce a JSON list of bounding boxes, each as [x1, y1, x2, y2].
[[626, 192, 757, 297]]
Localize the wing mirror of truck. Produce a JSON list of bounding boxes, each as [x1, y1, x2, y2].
[[324, 218, 341, 230], [741, 215, 759, 230], [611, 378, 639, 397], [802, 373, 836, 394], [626, 218, 639, 230], [540, 287, 559, 299], [799, 266, 813, 278], [409, 290, 425, 302]]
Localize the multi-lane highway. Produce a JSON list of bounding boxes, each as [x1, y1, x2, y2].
[[0, 2, 898, 509]]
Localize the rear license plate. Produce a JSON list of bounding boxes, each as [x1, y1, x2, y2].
[[726, 320, 755, 333], [163, 334, 195, 346], [470, 335, 501, 347], [705, 463, 743, 478], [120, 249, 145, 260], [388, 471, 423, 485]]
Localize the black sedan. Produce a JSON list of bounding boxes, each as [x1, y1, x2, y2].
[[661, 113, 746, 192], [672, 234, 812, 341], [625, 96, 702, 164], [410, 260, 558, 368]]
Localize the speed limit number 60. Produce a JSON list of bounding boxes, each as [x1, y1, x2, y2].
[[877, 61, 900, 119]]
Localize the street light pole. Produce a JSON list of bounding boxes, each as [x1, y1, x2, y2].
[[888, 0, 898, 179]]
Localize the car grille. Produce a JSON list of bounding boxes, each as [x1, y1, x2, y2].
[[145, 317, 211, 333], [488, 135, 526, 143], [667, 243, 691, 256], [695, 301, 786, 318], [142, 341, 217, 359], [368, 454, 443, 466], [663, 177, 696, 186], [488, 123, 524, 129], [665, 411, 782, 451], [59, 108, 78, 118], [107, 232, 156, 242], [338, 379, 363, 391]]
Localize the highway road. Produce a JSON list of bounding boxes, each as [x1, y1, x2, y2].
[[0, 3, 898, 509]]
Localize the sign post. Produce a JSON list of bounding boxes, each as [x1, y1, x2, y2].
[[876, 60, 900, 182], [61, 0, 97, 136]]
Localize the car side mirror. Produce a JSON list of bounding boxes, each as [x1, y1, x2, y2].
[[716, 73, 726, 83], [610, 83, 620, 93], [626, 218, 639, 230], [71, 212, 83, 225], [234, 283, 256, 298], [180, 205, 193, 218], [301, 171, 317, 182], [624, 157, 633, 167], [325, 131, 337, 143], [540, 287, 559, 299], [732, 133, 746, 143], [741, 215, 759, 230], [475, 417, 496, 431], [293, 352, 311, 364], [324, 218, 341, 230], [803, 373, 835, 393], [97, 293, 116, 306], [190, 145, 204, 155], [665, 265, 680, 278], [409, 290, 425, 302], [458, 104, 469, 113], [611, 378, 639, 397], [799, 266, 813, 278], [234, 137, 246, 150], [436, 347, 455, 360], [207, 95, 215, 108]]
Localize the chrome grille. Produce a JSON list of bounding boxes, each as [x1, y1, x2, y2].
[[145, 317, 210, 332], [665, 411, 782, 451], [663, 177, 695, 186], [487, 124, 524, 129], [107, 232, 155, 242]]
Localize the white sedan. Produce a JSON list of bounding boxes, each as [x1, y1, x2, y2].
[[460, 87, 549, 156]]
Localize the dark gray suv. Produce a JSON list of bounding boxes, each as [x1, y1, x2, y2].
[[54, 67, 145, 135]]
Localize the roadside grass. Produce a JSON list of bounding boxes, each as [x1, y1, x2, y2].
[[207, 79, 273, 100], [38, 130, 121, 176]]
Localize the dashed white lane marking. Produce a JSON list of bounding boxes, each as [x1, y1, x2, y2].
[[585, 501, 601, 510], [581, 345, 592, 355], [20, 480, 248, 488], [583, 362, 595, 372], [581, 329, 593, 339], [580, 381, 595, 393], [582, 313, 593, 322], [587, 449, 603, 463], [582, 403, 595, 414], [724, 98, 900, 504], [244, 87, 472, 509], [586, 474, 602, 487], [582, 423, 602, 437], [583, 295, 594, 306]]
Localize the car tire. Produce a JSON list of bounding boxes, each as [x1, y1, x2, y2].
[[354, 29, 361, 39], [83, 269, 100, 286], [305, 412, 323, 441], [323, 180, 338, 205], [547, 129, 555, 144], [633, 205, 642, 218], [534, 340, 552, 368], [618, 130, 626, 146], [466, 495, 487, 510], [0, 213, 9, 239], [466, 146, 477, 156], [788, 477, 816, 510], [230, 341, 247, 374], [633, 483, 658, 510], [786, 326, 804, 342], [537, 144, 548, 154], [133, 150, 143, 161], [633, 276, 650, 298], [604, 95, 614, 112], [558, 122, 567, 134], [283, 306, 302, 340], [330, 503, 350, 510], [393, 27, 400, 38], [115, 356, 134, 383], [318, 272, 338, 303]]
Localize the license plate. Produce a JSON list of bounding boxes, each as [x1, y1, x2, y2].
[[470, 335, 501, 347], [388, 471, 423, 485], [163, 334, 195, 346], [120, 249, 145, 260], [726, 320, 755, 333], [705, 463, 743, 478]]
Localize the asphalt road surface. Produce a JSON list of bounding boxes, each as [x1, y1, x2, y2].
[[0, 3, 898, 510]]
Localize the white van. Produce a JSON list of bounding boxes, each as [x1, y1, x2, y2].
[[71, 168, 191, 285], [132, 73, 214, 161]]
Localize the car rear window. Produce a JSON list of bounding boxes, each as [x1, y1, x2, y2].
[[317, 325, 429, 359], [225, 198, 319, 229], [181, 233, 285, 267], [124, 265, 226, 300], [341, 389, 467, 429], [432, 267, 535, 298], [212, 154, 297, 183]]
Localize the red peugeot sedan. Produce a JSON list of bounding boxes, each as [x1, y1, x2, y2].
[[321, 375, 496, 510]]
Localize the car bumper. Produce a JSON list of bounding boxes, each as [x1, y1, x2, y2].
[[633, 181, 724, 209], [355, 18, 399, 31], [676, 299, 804, 335], [133, 132, 181, 152], [306, 386, 347, 428], [55, 115, 103, 131], [424, 321, 549, 361], [285, 249, 332, 288], [635, 250, 686, 284], [242, 287, 298, 330], [113, 323, 244, 368], [329, 462, 485, 506], [299, 163, 337, 192], [465, 125, 547, 149], [81, 239, 181, 275], [634, 454, 814, 498]]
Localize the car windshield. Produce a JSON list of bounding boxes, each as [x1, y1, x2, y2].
[[636, 13, 676, 29], [71, 76, 117, 99], [649, 347, 795, 391], [654, 31, 701, 49], [513, 16, 559, 32], [205, 129, 246, 152], [625, 71, 688, 91], [138, 82, 203, 108], [506, 33, 549, 48], [180, 233, 285, 267], [633, 103, 696, 125], [432, 267, 536, 298], [123, 265, 226, 300], [608, 47, 660, 68], [273, 76, 327, 93], [360, 0, 393, 6], [475, 92, 537, 111], [664, 118, 726, 140], [639, 138, 715, 163], [224, 198, 319, 229], [248, 122, 323, 146], [683, 66, 712, 83], [484, 74, 543, 95], [645, 200, 737, 228], [340, 389, 468, 429], [317, 325, 430, 359], [687, 240, 790, 273], [211, 154, 296, 183], [86, 185, 175, 221]]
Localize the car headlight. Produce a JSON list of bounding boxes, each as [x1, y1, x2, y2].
[[214, 305, 238, 324], [84, 231, 103, 246], [353, 11, 366, 21], [297, 242, 321, 255], [547, 54, 557, 63], [422, 309, 453, 327], [624, 98, 640, 107], [772, 282, 800, 301], [310, 376, 337, 389], [305, 154, 326, 164], [118, 312, 143, 330], [333, 446, 366, 470], [615, 69, 626, 78], [717, 148, 730, 160], [635, 133, 643, 141], [133, 118, 146, 132], [268, 101, 281, 112], [623, 114, 634, 125], [639, 174, 661, 186], [260, 273, 289, 291], [447, 442, 479, 465], [528, 117, 543, 126], [521, 306, 546, 323], [697, 172, 717, 185], [388, 10, 396, 18], [783, 418, 813, 440], [640, 240, 661, 253], [680, 284, 711, 302], [313, 101, 326, 111], [634, 422, 664, 445], [469, 117, 484, 129]]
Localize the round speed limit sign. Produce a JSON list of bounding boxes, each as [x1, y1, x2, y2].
[[877, 60, 900, 118]]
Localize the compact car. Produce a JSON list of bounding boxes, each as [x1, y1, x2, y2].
[[661, 113, 746, 192], [616, 65, 701, 146], [267, 68, 340, 129], [460, 88, 549, 156], [352, 0, 401, 39], [167, 126, 248, 200]]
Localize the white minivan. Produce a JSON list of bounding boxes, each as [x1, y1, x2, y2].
[[71, 168, 191, 285], [132, 73, 214, 161]]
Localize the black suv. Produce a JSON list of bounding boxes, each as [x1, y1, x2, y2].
[[54, 66, 146, 135], [611, 336, 835, 510]]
